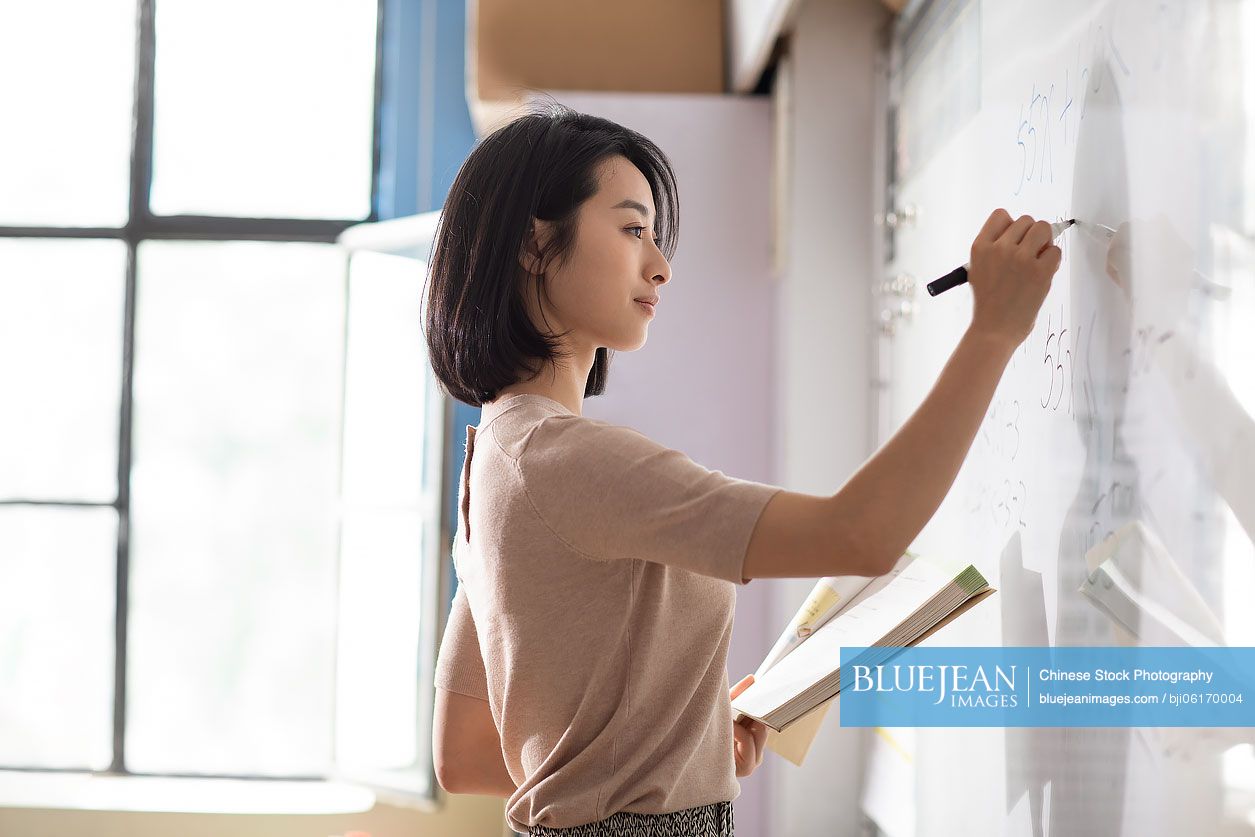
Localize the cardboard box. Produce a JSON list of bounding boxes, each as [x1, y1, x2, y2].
[[468, 0, 724, 134]]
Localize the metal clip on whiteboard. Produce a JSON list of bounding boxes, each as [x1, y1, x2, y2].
[[1079, 520, 1225, 648], [879, 273, 918, 298], [878, 273, 918, 335], [876, 203, 919, 230], [877, 300, 917, 335]]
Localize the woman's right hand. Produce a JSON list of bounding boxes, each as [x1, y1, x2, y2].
[[730, 675, 767, 779], [966, 209, 1063, 348]]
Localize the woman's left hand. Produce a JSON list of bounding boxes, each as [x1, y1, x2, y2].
[[730, 675, 768, 778]]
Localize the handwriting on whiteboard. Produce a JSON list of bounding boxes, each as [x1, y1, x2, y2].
[[1014, 19, 1129, 196]]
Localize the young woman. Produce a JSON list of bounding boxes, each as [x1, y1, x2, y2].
[[430, 102, 1061, 837]]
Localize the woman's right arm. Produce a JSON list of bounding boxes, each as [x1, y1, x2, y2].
[[743, 209, 1062, 581], [434, 688, 516, 797], [433, 584, 515, 797]]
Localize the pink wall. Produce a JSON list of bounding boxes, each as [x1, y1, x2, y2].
[[550, 90, 779, 836]]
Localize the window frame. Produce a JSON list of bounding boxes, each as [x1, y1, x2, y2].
[[0, 0, 386, 782], [330, 213, 457, 802]]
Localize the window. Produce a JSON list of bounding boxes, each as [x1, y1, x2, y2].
[[0, 0, 390, 786], [331, 230, 451, 798]]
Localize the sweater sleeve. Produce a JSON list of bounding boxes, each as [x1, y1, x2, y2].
[[434, 583, 490, 700], [515, 414, 782, 585]]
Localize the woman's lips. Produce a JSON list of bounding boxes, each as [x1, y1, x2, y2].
[[636, 300, 656, 316]]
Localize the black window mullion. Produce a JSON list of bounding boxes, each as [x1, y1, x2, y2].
[[136, 215, 357, 242], [0, 219, 361, 242], [0, 227, 125, 239], [108, 0, 155, 775], [109, 239, 137, 776], [127, 0, 155, 244], [369, 0, 385, 221]]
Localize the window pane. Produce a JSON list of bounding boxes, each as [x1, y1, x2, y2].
[[334, 251, 431, 772], [149, 0, 377, 220], [0, 1, 135, 227], [334, 510, 422, 770], [127, 241, 345, 775], [0, 239, 125, 502], [340, 252, 427, 505], [0, 506, 117, 770]]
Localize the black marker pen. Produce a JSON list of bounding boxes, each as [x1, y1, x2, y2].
[[926, 219, 1075, 297]]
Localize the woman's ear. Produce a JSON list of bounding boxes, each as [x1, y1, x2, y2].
[[518, 219, 552, 278]]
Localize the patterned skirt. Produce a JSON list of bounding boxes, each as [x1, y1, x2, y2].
[[526, 800, 734, 837]]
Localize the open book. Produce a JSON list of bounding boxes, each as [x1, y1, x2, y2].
[[731, 554, 995, 765]]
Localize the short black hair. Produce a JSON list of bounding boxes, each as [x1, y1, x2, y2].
[[423, 98, 680, 407]]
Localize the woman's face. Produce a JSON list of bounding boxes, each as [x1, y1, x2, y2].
[[522, 155, 672, 355]]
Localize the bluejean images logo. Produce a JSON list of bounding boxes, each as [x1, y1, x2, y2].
[[850, 660, 1019, 708], [839, 646, 1255, 727]]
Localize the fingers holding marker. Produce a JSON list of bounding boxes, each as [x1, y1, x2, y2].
[[1040, 243, 1063, 270], [999, 214, 1037, 246], [976, 208, 1014, 243], [932, 214, 1074, 298], [1021, 219, 1055, 256]]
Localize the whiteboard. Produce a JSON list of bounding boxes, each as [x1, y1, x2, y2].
[[874, 1, 1255, 835]]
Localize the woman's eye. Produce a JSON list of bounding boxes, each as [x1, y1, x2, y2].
[[628, 226, 657, 240]]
